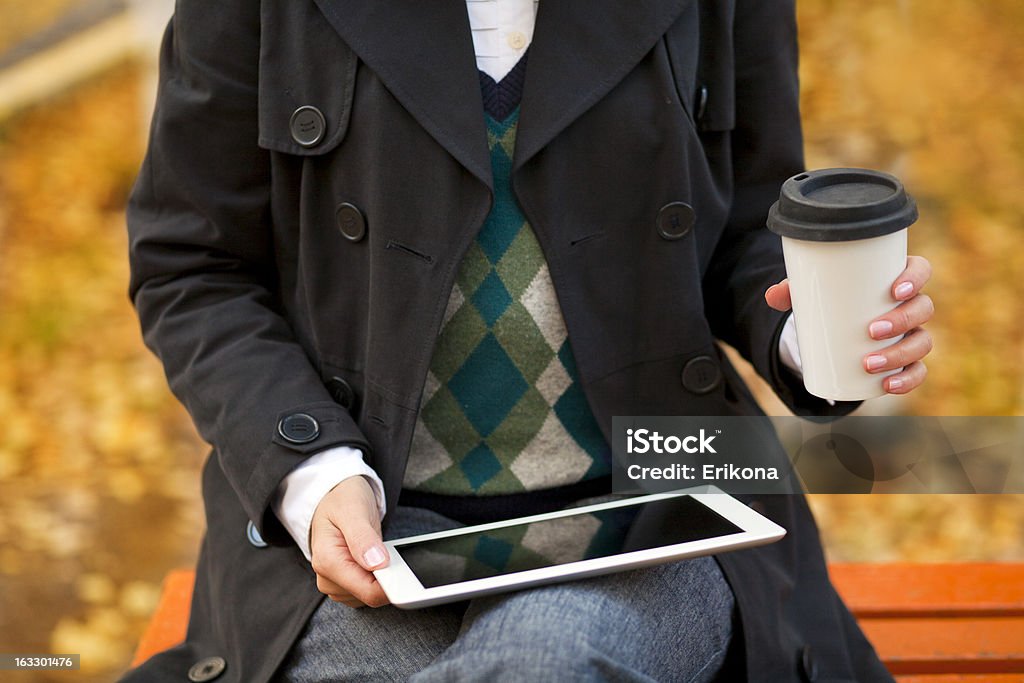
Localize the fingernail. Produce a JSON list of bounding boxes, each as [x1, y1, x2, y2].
[[363, 545, 385, 568], [894, 282, 914, 299], [865, 355, 887, 370], [887, 377, 903, 391], [869, 320, 894, 338]]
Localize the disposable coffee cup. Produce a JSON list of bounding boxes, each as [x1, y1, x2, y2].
[[767, 168, 918, 401]]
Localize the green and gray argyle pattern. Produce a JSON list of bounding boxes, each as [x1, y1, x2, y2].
[[403, 106, 610, 495]]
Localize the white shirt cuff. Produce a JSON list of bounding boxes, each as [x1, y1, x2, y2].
[[271, 445, 386, 562], [778, 313, 835, 406], [778, 312, 803, 376]]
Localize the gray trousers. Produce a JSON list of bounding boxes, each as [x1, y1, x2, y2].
[[274, 504, 736, 682]]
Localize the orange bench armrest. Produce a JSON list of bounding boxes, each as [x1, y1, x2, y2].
[[130, 569, 195, 667]]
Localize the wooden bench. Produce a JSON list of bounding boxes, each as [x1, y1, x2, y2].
[[131, 563, 1024, 680], [829, 563, 1024, 681], [130, 569, 195, 669]]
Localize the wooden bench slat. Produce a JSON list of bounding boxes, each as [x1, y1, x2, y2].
[[896, 676, 1024, 682], [831, 563, 1024, 618], [130, 569, 194, 667], [859, 617, 1024, 675]]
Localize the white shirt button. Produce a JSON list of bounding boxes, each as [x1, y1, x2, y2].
[[507, 31, 527, 49]]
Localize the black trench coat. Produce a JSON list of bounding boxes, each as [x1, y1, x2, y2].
[[122, 0, 892, 681]]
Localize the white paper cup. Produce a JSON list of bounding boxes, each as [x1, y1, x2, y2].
[[768, 169, 918, 401]]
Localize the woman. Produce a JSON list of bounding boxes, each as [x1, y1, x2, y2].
[[123, 0, 933, 681]]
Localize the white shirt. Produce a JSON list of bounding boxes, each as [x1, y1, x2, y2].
[[467, 0, 540, 82], [271, 0, 805, 562]]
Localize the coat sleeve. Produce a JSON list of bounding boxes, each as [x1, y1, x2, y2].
[[126, 1, 371, 545], [702, 0, 860, 418]]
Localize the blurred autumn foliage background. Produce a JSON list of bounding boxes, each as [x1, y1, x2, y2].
[[0, 0, 1022, 680]]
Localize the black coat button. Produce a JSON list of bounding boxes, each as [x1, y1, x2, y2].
[[681, 355, 721, 394], [188, 656, 226, 682], [277, 413, 320, 444], [336, 203, 367, 242], [290, 105, 326, 147], [326, 376, 358, 411], [800, 644, 819, 682], [246, 520, 268, 548], [657, 202, 696, 240]]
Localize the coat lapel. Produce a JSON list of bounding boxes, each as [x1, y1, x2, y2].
[[514, 0, 695, 172], [311, 0, 695, 187], [311, 0, 493, 189]]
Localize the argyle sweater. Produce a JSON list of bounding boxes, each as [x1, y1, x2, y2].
[[400, 50, 612, 523]]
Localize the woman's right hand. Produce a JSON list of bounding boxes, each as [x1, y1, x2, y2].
[[309, 476, 391, 608]]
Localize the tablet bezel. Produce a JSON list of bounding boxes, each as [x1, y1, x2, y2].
[[374, 486, 785, 609]]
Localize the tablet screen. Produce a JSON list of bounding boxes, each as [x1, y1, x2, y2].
[[397, 496, 743, 588]]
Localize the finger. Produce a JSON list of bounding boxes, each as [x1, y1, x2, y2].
[[891, 255, 932, 301], [361, 584, 390, 608], [883, 360, 928, 394], [327, 593, 366, 608], [765, 279, 792, 311], [313, 554, 390, 606], [333, 507, 389, 572], [328, 593, 365, 608], [863, 328, 933, 373], [338, 573, 388, 607], [315, 573, 347, 596], [868, 294, 934, 339]]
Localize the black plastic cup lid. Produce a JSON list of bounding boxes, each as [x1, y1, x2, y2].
[[767, 168, 918, 242]]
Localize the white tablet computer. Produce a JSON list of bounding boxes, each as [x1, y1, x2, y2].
[[374, 487, 785, 608]]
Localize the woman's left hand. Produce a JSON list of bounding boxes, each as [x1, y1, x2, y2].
[[765, 255, 935, 395]]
